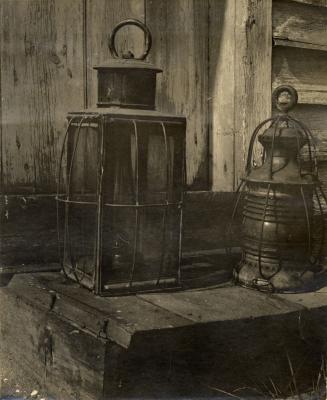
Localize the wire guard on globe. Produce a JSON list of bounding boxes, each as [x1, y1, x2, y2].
[[230, 85, 327, 293]]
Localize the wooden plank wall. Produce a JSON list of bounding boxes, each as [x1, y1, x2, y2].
[[5, 0, 326, 194], [0, 0, 145, 194], [0, 0, 274, 194], [273, 0, 327, 257], [146, 0, 209, 190], [0, 0, 84, 194], [0, 0, 206, 193], [209, 0, 272, 191], [272, 0, 327, 175]]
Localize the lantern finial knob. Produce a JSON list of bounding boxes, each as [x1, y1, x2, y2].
[[108, 19, 152, 60], [272, 85, 298, 113]]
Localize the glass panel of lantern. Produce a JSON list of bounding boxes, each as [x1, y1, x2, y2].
[[101, 119, 184, 290], [56, 20, 186, 295], [59, 118, 99, 285]]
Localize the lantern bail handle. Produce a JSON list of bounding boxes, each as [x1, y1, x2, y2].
[[108, 19, 152, 60], [272, 85, 298, 113]]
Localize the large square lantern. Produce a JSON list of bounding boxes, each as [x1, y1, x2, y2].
[[57, 20, 186, 295]]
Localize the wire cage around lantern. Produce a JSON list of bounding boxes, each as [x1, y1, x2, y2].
[[228, 85, 327, 293], [56, 112, 186, 296], [56, 19, 186, 296]]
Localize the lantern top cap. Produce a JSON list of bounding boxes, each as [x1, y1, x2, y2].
[[93, 19, 162, 73]]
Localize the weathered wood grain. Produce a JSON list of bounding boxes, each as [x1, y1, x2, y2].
[[2, 271, 327, 398], [284, 0, 327, 7], [0, 285, 107, 400], [234, 0, 272, 187], [139, 285, 303, 323], [146, 0, 209, 189], [86, 0, 145, 109], [274, 0, 327, 49], [287, 105, 327, 160], [273, 38, 327, 52], [208, 0, 235, 191], [0, 0, 84, 193], [289, 0, 327, 6], [210, 0, 272, 191], [33, 272, 193, 349], [0, 196, 59, 267], [272, 47, 327, 105]]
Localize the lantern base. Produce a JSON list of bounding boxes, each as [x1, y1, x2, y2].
[[234, 260, 324, 293], [62, 264, 182, 296], [103, 278, 182, 296]]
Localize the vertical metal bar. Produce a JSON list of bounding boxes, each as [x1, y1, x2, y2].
[[245, 117, 276, 175], [65, 117, 85, 284], [288, 117, 317, 177], [295, 128, 302, 176], [317, 184, 327, 260], [56, 117, 74, 273], [289, 117, 317, 175], [67, 119, 84, 198], [226, 180, 246, 256], [239, 184, 250, 268], [177, 128, 186, 285], [156, 122, 169, 285], [313, 185, 325, 261], [177, 203, 183, 285], [0, 59, 3, 199], [300, 185, 312, 257], [95, 116, 105, 294], [129, 120, 140, 286], [258, 183, 271, 280], [82, 0, 88, 109], [269, 117, 281, 180], [78, 119, 93, 282]]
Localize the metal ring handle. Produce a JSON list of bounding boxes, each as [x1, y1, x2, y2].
[[272, 85, 298, 113], [108, 19, 152, 60]]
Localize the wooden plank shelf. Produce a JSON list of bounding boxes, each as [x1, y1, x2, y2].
[[272, 46, 327, 105], [288, 0, 327, 7], [273, 0, 327, 49], [273, 38, 327, 53], [2, 270, 327, 399]]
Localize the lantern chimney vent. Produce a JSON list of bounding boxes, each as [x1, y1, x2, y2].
[[93, 19, 162, 110]]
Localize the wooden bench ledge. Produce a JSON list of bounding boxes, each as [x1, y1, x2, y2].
[[1, 271, 312, 349]]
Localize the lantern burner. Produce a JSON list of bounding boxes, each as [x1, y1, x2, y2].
[[230, 85, 327, 293]]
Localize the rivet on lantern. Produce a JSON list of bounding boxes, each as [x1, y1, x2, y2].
[[229, 85, 327, 293], [56, 20, 186, 296]]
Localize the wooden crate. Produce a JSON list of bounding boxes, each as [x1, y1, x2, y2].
[[1, 271, 326, 399]]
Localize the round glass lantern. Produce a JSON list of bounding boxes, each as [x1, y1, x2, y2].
[[230, 85, 327, 293]]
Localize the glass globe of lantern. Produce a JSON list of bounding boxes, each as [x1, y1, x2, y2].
[[229, 85, 327, 293]]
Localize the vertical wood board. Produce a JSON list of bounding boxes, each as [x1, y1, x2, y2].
[[208, 0, 235, 191], [234, 0, 272, 187], [146, 0, 209, 189], [210, 0, 272, 191], [0, 0, 84, 193]]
